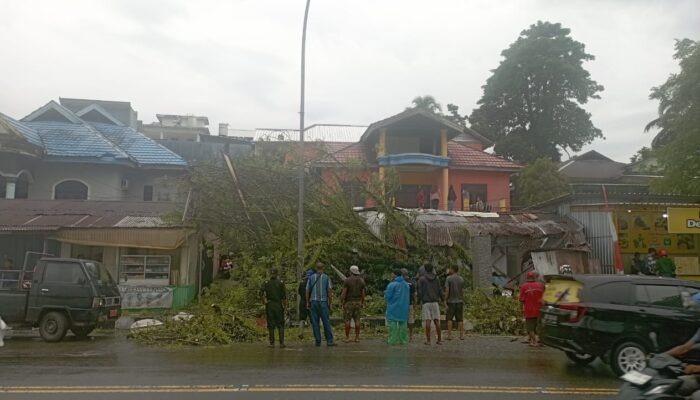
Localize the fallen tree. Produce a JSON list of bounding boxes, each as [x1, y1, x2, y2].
[[136, 149, 478, 345]]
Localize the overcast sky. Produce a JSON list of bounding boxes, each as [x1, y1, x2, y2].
[[1, 0, 698, 162]]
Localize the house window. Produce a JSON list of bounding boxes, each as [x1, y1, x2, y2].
[[119, 255, 171, 286], [54, 180, 88, 200], [15, 177, 29, 199], [143, 185, 154, 201]]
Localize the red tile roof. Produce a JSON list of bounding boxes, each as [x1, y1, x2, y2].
[[447, 142, 521, 171], [316, 142, 367, 164], [316, 141, 520, 171]]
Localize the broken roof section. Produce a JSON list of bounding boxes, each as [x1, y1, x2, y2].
[[358, 208, 589, 252]]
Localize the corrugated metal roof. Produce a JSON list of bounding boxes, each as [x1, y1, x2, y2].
[[115, 216, 167, 228], [0, 199, 180, 231], [358, 208, 589, 251], [255, 124, 367, 142]]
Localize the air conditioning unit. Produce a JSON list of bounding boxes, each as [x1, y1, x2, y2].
[[120, 179, 129, 190]]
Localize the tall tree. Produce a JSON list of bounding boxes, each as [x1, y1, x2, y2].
[[645, 39, 700, 195], [408, 95, 442, 114], [469, 21, 604, 164], [514, 158, 570, 207]]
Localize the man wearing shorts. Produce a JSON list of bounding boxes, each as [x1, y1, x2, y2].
[[418, 264, 443, 345], [341, 265, 366, 343], [519, 271, 544, 347], [444, 265, 465, 340]]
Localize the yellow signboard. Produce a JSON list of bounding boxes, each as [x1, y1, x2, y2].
[[617, 209, 698, 254], [668, 208, 700, 234]]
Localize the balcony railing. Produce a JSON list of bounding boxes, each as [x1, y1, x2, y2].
[[377, 153, 449, 167]]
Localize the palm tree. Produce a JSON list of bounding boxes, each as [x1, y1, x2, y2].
[[408, 95, 442, 114]]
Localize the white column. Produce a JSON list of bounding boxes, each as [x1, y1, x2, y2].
[[5, 180, 16, 199]]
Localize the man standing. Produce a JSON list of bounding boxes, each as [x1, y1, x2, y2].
[[306, 262, 335, 347], [297, 270, 312, 339], [341, 265, 366, 343], [447, 185, 457, 211], [519, 271, 544, 347], [656, 249, 676, 277], [385, 269, 410, 346], [261, 269, 287, 348], [401, 268, 417, 341], [444, 265, 465, 341], [645, 247, 657, 275], [418, 264, 443, 345]]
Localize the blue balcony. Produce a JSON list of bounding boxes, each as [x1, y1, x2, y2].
[[377, 153, 449, 167]]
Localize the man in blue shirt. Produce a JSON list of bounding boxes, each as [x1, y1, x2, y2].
[[306, 262, 335, 347], [385, 269, 410, 346]]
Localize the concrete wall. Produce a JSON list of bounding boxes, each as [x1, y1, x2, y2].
[[449, 170, 512, 210], [4, 160, 183, 202], [123, 169, 184, 202], [29, 163, 123, 200]]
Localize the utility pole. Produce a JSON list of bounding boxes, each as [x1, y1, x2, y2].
[[297, 0, 311, 285]]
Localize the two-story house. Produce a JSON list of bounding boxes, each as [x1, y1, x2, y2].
[[0, 99, 200, 308], [259, 108, 521, 210]]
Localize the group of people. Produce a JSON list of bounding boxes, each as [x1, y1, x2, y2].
[[630, 247, 677, 277], [415, 186, 459, 211], [260, 262, 467, 348], [384, 263, 465, 345]]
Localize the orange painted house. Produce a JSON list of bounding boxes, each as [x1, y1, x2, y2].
[[311, 109, 521, 211]]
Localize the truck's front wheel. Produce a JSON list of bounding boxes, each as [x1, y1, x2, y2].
[[70, 326, 95, 339], [39, 312, 69, 342]]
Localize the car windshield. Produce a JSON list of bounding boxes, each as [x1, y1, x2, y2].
[[83, 261, 114, 285]]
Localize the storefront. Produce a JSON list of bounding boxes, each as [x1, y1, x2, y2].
[[615, 206, 699, 278]]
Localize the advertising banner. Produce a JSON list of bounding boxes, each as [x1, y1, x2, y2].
[[617, 210, 697, 254], [668, 208, 700, 234], [118, 285, 174, 309]]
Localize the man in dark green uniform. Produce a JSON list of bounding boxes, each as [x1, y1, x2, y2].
[[262, 269, 287, 348]]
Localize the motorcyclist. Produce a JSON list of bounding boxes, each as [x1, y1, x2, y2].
[[667, 328, 700, 399]]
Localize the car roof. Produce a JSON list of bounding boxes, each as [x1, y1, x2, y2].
[[548, 274, 700, 287]]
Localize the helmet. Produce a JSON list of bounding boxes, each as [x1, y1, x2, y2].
[[526, 271, 537, 281], [658, 249, 668, 257]]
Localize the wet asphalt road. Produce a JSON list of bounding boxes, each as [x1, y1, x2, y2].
[[0, 332, 620, 399]]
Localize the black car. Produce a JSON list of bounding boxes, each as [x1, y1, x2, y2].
[[539, 274, 700, 376]]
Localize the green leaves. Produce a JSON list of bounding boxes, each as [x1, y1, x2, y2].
[[514, 158, 570, 207], [645, 39, 700, 195], [470, 21, 604, 164]]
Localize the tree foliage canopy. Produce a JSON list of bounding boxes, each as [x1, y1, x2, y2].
[[408, 95, 443, 114], [645, 39, 700, 195], [514, 158, 570, 207], [469, 21, 604, 164]]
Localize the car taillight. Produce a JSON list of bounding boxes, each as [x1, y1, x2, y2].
[[92, 297, 104, 308], [559, 303, 586, 323]]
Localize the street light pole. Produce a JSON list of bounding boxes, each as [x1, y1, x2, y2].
[[297, 0, 311, 284]]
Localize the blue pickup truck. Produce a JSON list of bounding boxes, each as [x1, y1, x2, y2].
[[0, 256, 121, 342]]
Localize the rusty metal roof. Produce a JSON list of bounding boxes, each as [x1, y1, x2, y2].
[[358, 208, 589, 251], [0, 199, 179, 232]]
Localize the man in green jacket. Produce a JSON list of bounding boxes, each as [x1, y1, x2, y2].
[[656, 249, 676, 278]]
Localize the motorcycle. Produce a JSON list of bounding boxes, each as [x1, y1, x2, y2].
[[617, 353, 686, 400]]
